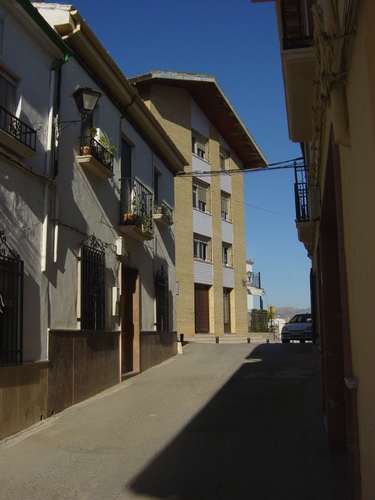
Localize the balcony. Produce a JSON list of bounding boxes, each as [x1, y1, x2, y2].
[[278, 0, 317, 142], [244, 271, 264, 297], [0, 105, 37, 159], [119, 177, 154, 241], [77, 135, 114, 178], [281, 0, 314, 50], [294, 165, 315, 255], [153, 201, 173, 226]]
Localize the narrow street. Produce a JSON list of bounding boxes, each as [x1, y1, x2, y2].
[[0, 342, 347, 499]]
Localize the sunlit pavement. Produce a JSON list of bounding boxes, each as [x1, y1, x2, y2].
[[0, 342, 347, 499]]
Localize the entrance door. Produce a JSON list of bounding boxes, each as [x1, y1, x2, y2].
[[223, 288, 231, 333], [121, 267, 138, 374], [194, 284, 209, 333]]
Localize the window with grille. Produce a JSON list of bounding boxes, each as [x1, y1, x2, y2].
[[81, 245, 105, 331], [155, 267, 169, 332], [0, 231, 23, 366], [221, 192, 231, 221], [193, 180, 210, 213], [194, 234, 211, 262], [192, 131, 208, 160]]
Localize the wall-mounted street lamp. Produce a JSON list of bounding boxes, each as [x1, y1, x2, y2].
[[58, 87, 102, 130], [71, 87, 102, 120]]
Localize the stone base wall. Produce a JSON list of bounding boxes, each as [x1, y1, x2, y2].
[[48, 330, 120, 416], [140, 331, 177, 372], [0, 362, 48, 440]]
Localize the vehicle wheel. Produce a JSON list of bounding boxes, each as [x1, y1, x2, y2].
[[282, 339, 289, 343]]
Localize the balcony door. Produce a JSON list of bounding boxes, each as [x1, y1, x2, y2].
[[121, 266, 139, 374]]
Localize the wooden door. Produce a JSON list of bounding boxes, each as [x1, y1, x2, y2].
[[194, 284, 209, 333]]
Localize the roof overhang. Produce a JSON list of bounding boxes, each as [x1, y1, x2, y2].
[[34, 4, 187, 174], [129, 71, 268, 169]]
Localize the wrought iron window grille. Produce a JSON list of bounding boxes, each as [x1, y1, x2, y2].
[[80, 243, 106, 332], [0, 229, 23, 366], [155, 266, 169, 332], [121, 177, 154, 235]]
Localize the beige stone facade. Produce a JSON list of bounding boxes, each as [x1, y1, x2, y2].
[[252, 0, 375, 497], [130, 72, 266, 337]]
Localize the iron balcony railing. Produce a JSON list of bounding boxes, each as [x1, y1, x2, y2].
[[247, 271, 261, 289], [280, 0, 315, 50], [294, 165, 309, 221], [120, 177, 153, 235], [0, 105, 37, 151], [80, 135, 114, 173], [154, 200, 173, 225]]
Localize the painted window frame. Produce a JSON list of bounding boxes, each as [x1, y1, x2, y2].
[[192, 130, 208, 160], [193, 179, 210, 213], [193, 233, 212, 262]]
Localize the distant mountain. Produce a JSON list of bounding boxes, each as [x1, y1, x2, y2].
[[275, 306, 311, 319]]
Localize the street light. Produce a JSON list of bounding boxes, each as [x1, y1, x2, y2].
[[71, 87, 102, 120], [58, 87, 102, 129]]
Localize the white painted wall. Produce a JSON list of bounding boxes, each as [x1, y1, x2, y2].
[[0, 2, 66, 361]]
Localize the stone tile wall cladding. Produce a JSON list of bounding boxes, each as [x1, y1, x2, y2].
[[47, 330, 120, 416], [0, 362, 48, 440]]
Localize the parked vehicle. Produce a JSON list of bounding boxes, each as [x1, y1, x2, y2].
[[281, 313, 312, 343]]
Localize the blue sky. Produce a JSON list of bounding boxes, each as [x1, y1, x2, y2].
[[67, 0, 311, 309]]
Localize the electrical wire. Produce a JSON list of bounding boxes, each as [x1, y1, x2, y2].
[[176, 157, 304, 177]]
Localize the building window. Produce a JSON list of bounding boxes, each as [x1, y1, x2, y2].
[[155, 266, 169, 332], [0, 232, 23, 366], [222, 243, 232, 266], [81, 245, 105, 331], [0, 71, 16, 114], [194, 234, 211, 262], [193, 180, 210, 213], [220, 148, 230, 170], [221, 192, 231, 221], [192, 131, 208, 160]]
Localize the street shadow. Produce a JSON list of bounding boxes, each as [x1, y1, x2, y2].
[[128, 344, 347, 500]]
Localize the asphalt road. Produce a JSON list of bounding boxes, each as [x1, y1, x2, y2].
[[0, 342, 347, 499]]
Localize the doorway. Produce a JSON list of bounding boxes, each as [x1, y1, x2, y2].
[[194, 284, 210, 333], [121, 266, 138, 374]]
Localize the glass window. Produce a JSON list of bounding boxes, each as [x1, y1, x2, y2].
[[193, 180, 209, 213], [192, 131, 208, 160], [220, 148, 230, 170], [193, 234, 211, 262], [221, 192, 231, 221], [222, 243, 232, 266]]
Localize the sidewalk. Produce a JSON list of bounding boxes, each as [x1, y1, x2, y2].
[[0, 342, 347, 499], [182, 332, 279, 344]]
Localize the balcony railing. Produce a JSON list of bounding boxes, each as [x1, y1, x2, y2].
[[80, 135, 114, 173], [246, 271, 261, 289], [294, 165, 309, 221], [280, 0, 315, 50], [153, 201, 173, 225], [0, 105, 37, 151], [120, 177, 153, 235]]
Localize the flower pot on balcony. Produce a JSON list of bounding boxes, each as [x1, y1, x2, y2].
[[81, 145, 91, 155], [123, 213, 135, 224]]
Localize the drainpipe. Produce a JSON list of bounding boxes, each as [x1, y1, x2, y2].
[[41, 58, 68, 272], [41, 69, 56, 272]]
